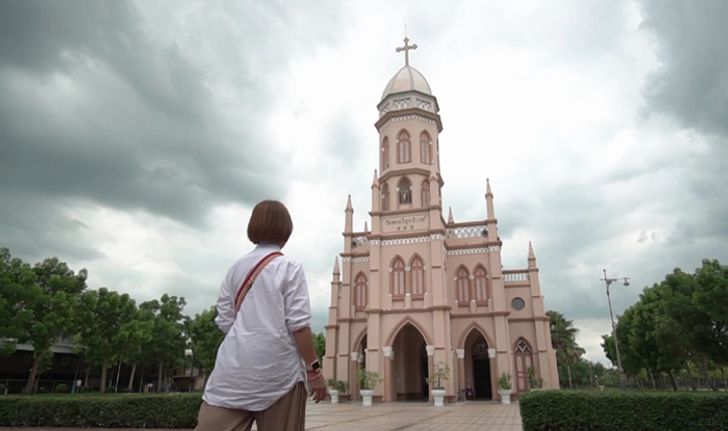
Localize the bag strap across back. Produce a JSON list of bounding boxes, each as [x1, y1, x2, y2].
[[234, 251, 283, 313]]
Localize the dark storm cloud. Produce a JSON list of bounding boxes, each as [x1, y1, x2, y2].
[[0, 0, 342, 260], [639, 0, 728, 137], [638, 0, 728, 254]]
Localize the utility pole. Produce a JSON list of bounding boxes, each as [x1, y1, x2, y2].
[[602, 269, 630, 388]]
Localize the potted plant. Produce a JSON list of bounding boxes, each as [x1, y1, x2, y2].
[[327, 379, 346, 404], [497, 372, 512, 405], [527, 366, 543, 391], [426, 362, 450, 407], [357, 369, 381, 407]]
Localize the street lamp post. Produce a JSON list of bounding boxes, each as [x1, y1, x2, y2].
[[601, 269, 630, 388]]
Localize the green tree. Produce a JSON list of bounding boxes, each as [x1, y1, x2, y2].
[[547, 310, 585, 388], [601, 261, 727, 391], [633, 285, 689, 389], [22, 257, 86, 393], [115, 307, 154, 392], [186, 307, 224, 384], [141, 294, 187, 392], [658, 265, 722, 389], [75, 288, 137, 392], [0, 248, 35, 356], [693, 259, 728, 365], [313, 332, 325, 362]]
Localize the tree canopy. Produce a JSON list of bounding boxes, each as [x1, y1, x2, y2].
[[602, 259, 728, 390]]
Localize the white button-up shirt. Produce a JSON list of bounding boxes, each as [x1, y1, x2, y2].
[[202, 243, 311, 411]]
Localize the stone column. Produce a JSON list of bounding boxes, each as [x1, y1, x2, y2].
[[382, 346, 393, 402], [488, 347, 497, 398], [426, 345, 435, 401], [456, 348, 465, 396], [350, 352, 359, 400]]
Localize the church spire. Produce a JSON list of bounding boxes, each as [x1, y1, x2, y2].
[[448, 206, 454, 224], [333, 256, 340, 277], [528, 241, 537, 269], [486, 178, 495, 219], [344, 194, 353, 233]]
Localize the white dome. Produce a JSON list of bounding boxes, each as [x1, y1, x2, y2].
[[381, 65, 432, 100]]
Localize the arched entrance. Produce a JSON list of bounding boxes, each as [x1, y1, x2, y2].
[[464, 330, 492, 400], [391, 324, 428, 401]]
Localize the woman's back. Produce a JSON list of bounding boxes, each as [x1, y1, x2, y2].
[[203, 243, 310, 411]]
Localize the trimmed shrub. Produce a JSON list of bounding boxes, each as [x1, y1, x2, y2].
[[520, 390, 728, 431], [0, 394, 202, 428], [54, 384, 69, 394]]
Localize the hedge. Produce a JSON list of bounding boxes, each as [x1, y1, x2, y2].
[[520, 390, 728, 431], [0, 393, 202, 428]]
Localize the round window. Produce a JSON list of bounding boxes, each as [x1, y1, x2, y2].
[[511, 297, 526, 311]]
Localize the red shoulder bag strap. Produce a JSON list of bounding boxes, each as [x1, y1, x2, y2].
[[234, 251, 283, 313]]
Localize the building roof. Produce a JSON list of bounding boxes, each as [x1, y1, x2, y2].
[[381, 65, 432, 100]]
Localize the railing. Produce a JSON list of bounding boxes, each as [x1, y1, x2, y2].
[[503, 270, 529, 282], [352, 236, 369, 248], [446, 224, 488, 239]]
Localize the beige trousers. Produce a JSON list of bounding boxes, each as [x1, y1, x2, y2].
[[195, 383, 307, 431]]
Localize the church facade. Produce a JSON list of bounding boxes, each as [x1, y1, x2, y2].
[[323, 39, 559, 402]]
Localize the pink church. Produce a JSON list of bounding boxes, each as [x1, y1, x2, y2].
[[323, 38, 559, 403]]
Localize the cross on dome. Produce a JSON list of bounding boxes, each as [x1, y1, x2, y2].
[[395, 36, 418, 66]]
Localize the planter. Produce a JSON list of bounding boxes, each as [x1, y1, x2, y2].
[[329, 388, 339, 404], [431, 389, 446, 407], [498, 388, 512, 405], [360, 389, 374, 406]]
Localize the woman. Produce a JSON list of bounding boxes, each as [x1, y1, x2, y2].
[[196, 200, 327, 431]]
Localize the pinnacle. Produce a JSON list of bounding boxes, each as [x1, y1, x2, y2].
[[528, 241, 536, 260]]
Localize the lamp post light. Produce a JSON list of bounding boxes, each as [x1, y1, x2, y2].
[[601, 269, 630, 388]]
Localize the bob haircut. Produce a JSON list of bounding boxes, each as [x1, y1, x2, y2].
[[247, 200, 293, 246]]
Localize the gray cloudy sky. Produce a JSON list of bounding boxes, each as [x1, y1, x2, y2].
[[1, 0, 726, 364]]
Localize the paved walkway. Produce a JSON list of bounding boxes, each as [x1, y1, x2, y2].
[[0, 401, 522, 431], [305, 401, 522, 430]]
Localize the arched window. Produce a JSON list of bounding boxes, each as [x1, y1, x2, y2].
[[410, 256, 425, 297], [456, 267, 470, 305], [381, 183, 390, 211], [514, 338, 534, 392], [397, 177, 412, 205], [421, 180, 430, 207], [392, 257, 405, 297], [474, 265, 488, 304], [354, 273, 368, 311], [420, 132, 432, 164], [397, 130, 411, 163], [381, 137, 389, 171]]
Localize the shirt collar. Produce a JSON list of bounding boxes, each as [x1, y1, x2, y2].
[[255, 242, 282, 252]]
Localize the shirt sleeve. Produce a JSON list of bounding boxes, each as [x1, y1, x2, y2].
[[215, 268, 236, 334], [283, 260, 311, 332]]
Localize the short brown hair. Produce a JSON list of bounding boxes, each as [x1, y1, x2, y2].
[[247, 200, 293, 246]]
